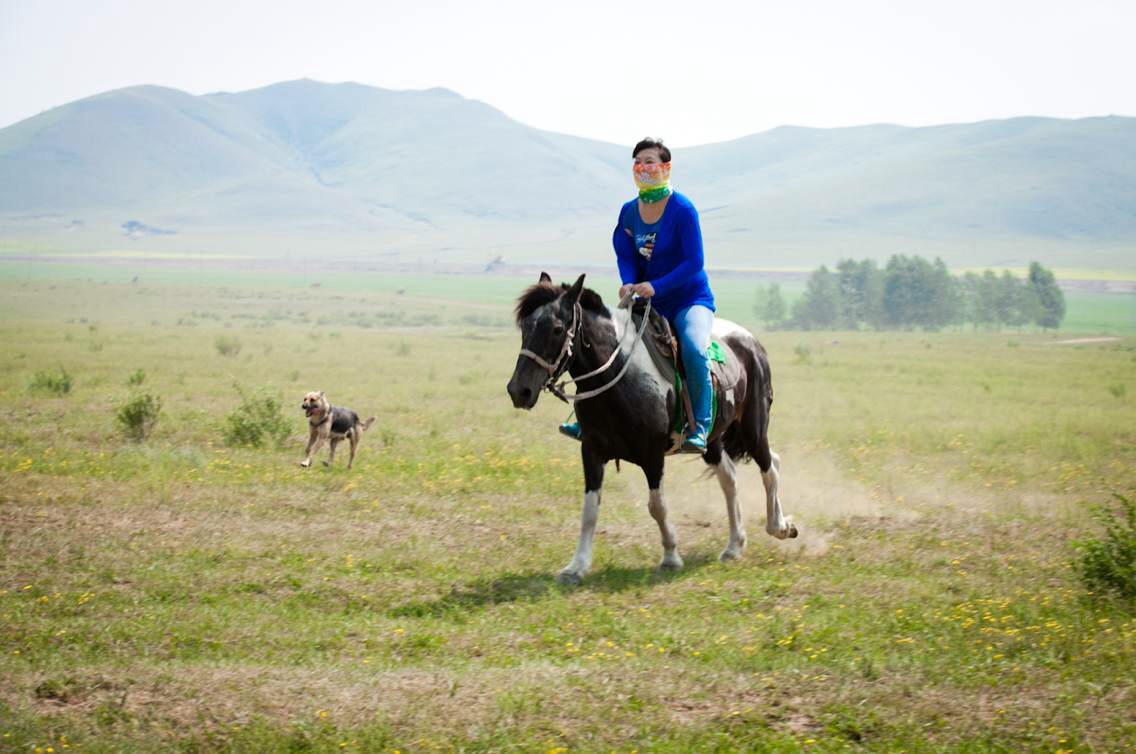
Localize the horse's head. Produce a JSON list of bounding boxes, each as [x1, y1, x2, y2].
[[507, 271, 586, 409]]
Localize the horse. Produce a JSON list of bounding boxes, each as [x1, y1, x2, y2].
[[506, 272, 797, 585]]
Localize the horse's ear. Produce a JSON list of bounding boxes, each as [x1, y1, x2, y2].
[[566, 273, 586, 303], [538, 271, 553, 286]]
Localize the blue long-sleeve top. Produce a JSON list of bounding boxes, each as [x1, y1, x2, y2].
[[613, 191, 715, 320]]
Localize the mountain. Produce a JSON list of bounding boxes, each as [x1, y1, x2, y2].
[[1, 79, 1133, 272]]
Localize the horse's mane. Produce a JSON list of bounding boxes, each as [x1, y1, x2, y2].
[[514, 282, 607, 325]]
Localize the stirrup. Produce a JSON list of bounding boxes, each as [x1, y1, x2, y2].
[[558, 422, 582, 441], [680, 427, 707, 453]]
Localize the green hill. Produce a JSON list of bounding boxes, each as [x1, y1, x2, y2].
[[1, 80, 1133, 273]]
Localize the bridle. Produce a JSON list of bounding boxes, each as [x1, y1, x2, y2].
[[518, 294, 651, 404]]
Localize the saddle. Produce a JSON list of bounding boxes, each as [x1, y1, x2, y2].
[[628, 300, 735, 437]]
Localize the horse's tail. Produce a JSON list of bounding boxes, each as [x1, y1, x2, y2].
[[359, 416, 376, 431], [721, 338, 774, 472]]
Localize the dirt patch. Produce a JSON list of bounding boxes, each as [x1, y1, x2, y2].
[[1050, 336, 1122, 345]]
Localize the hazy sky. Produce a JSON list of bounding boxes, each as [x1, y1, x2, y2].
[[1, 0, 1132, 145]]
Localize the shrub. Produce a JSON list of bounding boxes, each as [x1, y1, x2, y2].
[[127, 368, 146, 386], [215, 335, 242, 357], [1075, 494, 1136, 599], [117, 393, 161, 441], [223, 385, 292, 449], [29, 367, 72, 395]]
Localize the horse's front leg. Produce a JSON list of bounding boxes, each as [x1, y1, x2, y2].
[[645, 458, 683, 570], [558, 445, 606, 585]]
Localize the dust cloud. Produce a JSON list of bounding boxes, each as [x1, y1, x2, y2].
[[658, 449, 896, 557]]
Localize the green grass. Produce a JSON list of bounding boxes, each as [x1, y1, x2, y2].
[[1, 273, 1134, 752], [1061, 289, 1136, 334]]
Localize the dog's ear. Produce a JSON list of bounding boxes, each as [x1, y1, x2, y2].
[[539, 271, 553, 286], [566, 273, 586, 304], [319, 391, 325, 397]]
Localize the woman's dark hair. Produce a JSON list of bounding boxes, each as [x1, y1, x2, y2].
[[633, 138, 671, 162]]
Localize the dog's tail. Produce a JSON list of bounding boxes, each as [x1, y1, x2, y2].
[[359, 416, 376, 431]]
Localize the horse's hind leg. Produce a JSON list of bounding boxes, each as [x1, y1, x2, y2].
[[558, 446, 606, 585], [761, 449, 797, 539], [747, 390, 797, 540], [716, 453, 747, 560], [645, 459, 683, 570]]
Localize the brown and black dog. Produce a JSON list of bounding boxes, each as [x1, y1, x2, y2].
[[300, 391, 375, 469]]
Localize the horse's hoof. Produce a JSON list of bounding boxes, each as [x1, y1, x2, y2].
[[557, 570, 583, 586], [659, 554, 684, 571], [322, 461, 330, 467], [768, 524, 797, 540], [719, 548, 742, 562], [299, 460, 310, 468]]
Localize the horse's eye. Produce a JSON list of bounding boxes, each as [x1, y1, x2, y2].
[[552, 325, 565, 337]]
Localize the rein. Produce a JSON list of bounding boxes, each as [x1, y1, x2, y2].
[[519, 294, 651, 404]]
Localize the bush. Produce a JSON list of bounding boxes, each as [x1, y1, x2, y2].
[[117, 393, 162, 441], [1075, 494, 1136, 599], [215, 335, 242, 357], [127, 368, 146, 387], [29, 367, 72, 395], [223, 385, 292, 449]]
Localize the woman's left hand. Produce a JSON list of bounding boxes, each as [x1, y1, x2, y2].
[[631, 282, 656, 298]]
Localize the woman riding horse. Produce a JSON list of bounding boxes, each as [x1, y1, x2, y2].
[[560, 137, 715, 452]]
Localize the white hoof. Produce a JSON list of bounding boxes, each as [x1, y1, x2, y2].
[[300, 460, 311, 468], [557, 569, 584, 586], [659, 552, 684, 571], [719, 546, 743, 562], [767, 522, 799, 540]]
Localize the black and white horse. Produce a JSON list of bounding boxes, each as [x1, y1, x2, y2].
[[507, 273, 797, 584]]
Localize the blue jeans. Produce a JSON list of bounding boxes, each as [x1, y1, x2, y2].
[[673, 304, 714, 434]]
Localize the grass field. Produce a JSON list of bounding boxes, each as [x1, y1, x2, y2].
[[1, 268, 1135, 753]]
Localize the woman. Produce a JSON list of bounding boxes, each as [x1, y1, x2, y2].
[[562, 137, 716, 452]]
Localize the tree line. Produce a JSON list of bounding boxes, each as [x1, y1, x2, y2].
[[753, 257, 1066, 331]]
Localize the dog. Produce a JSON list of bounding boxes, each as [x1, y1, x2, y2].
[[300, 391, 375, 469]]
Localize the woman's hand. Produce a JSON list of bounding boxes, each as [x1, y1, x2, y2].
[[631, 282, 655, 298], [618, 282, 655, 299]]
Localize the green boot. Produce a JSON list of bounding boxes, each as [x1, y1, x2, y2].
[[558, 422, 582, 441], [681, 425, 708, 453]]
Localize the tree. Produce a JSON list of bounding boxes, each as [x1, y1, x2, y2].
[[836, 258, 883, 329], [753, 282, 787, 329], [958, 271, 981, 330], [927, 258, 961, 330], [880, 256, 959, 331], [791, 266, 840, 329], [975, 270, 1000, 330], [995, 270, 1035, 330], [1028, 261, 1066, 330]]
